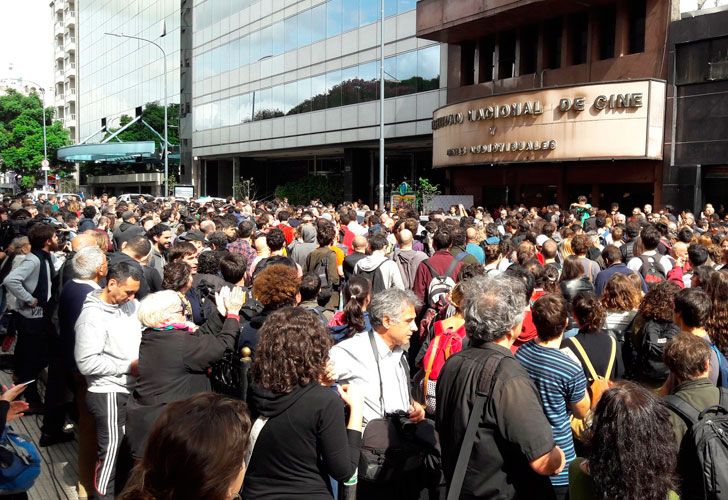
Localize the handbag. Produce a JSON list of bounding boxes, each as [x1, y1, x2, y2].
[[358, 332, 439, 484], [0, 426, 41, 494], [210, 347, 251, 401], [568, 336, 615, 441]]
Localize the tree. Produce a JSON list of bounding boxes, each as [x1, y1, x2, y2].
[[0, 89, 71, 189], [80, 102, 180, 181], [415, 177, 441, 214]]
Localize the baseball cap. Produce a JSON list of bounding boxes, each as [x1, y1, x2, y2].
[[179, 230, 206, 242]]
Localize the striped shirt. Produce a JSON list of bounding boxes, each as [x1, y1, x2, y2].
[[515, 340, 587, 487]]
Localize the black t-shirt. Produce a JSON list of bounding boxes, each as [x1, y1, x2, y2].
[[561, 330, 625, 382], [436, 343, 555, 499]]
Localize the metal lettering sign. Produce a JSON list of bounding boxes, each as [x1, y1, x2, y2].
[[431, 79, 666, 167]]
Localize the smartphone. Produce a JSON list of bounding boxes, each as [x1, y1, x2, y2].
[[17, 380, 35, 386]]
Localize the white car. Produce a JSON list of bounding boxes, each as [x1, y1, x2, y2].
[[118, 193, 151, 204]]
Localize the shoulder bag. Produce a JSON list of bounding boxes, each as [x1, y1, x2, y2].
[[569, 336, 615, 441], [446, 352, 505, 500], [358, 332, 439, 484]]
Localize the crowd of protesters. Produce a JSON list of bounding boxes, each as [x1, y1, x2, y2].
[[0, 190, 727, 499]]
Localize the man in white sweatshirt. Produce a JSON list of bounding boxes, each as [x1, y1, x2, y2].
[[75, 260, 143, 500]]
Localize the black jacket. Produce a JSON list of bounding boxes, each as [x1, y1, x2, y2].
[[560, 276, 594, 305], [244, 382, 361, 500], [125, 312, 238, 458], [106, 252, 152, 299], [112, 222, 145, 249]]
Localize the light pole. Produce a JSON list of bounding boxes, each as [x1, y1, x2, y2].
[[378, 0, 385, 211], [105, 32, 169, 197], [7, 79, 48, 189]]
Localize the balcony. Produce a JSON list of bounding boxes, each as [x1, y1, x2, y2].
[[54, 0, 64, 13], [64, 10, 75, 26], [55, 69, 65, 84], [64, 35, 76, 51], [55, 93, 65, 106], [54, 21, 64, 36], [65, 88, 76, 103], [64, 114, 76, 125], [65, 62, 76, 77]]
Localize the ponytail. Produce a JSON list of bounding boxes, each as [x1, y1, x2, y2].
[[344, 295, 365, 336]]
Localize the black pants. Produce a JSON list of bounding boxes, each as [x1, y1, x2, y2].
[[13, 315, 51, 408], [41, 348, 76, 435], [86, 392, 128, 500]]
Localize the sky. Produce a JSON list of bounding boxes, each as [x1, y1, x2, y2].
[[0, 0, 54, 94]]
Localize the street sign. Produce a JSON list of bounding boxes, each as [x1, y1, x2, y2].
[[41, 159, 50, 171]]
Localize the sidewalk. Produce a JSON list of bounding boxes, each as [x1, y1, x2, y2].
[[0, 366, 79, 500]]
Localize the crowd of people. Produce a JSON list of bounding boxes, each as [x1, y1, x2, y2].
[[0, 191, 727, 499]]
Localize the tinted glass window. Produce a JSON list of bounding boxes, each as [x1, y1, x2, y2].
[[311, 4, 327, 44], [397, 50, 418, 95], [341, 66, 359, 105], [326, 68, 342, 108], [298, 8, 312, 46], [327, 0, 343, 38], [284, 16, 298, 52], [343, 0, 359, 32], [360, 0, 378, 26], [311, 74, 327, 110], [418, 45, 440, 91]]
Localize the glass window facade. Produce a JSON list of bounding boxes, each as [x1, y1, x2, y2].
[[78, 1, 180, 141], [193, 45, 440, 131], [193, 0, 417, 82]]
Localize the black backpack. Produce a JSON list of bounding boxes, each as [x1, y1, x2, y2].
[[636, 321, 680, 381], [313, 250, 334, 290], [354, 260, 388, 294], [638, 254, 666, 288], [664, 388, 728, 500]]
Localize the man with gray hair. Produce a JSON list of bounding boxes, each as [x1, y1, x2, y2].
[[436, 274, 565, 499], [330, 287, 426, 497], [41, 246, 108, 447]]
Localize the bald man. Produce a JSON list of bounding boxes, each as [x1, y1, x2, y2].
[[343, 235, 368, 281], [465, 226, 485, 264], [391, 229, 428, 289], [61, 231, 101, 284]]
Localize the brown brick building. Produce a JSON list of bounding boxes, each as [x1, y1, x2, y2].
[[417, 0, 674, 209]]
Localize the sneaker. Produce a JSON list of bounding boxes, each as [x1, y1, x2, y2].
[[39, 431, 75, 447]]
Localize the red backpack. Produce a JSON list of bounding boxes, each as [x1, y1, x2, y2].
[[421, 321, 466, 414]]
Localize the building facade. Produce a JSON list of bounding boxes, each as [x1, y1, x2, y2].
[[51, 0, 79, 143], [417, 0, 673, 209], [191, 0, 446, 201], [665, 4, 728, 214]]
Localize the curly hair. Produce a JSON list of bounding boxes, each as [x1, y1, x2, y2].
[[587, 381, 677, 500], [638, 281, 680, 322], [705, 270, 728, 357], [252, 307, 331, 394], [572, 291, 605, 332], [601, 273, 641, 312], [252, 264, 300, 309]]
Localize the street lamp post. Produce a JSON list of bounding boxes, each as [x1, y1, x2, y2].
[[379, 0, 385, 211], [105, 32, 169, 197]]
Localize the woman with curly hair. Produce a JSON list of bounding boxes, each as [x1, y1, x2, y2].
[[627, 281, 681, 384], [704, 270, 728, 357], [562, 292, 624, 382], [238, 263, 301, 354], [244, 307, 364, 500], [601, 274, 641, 342], [569, 381, 678, 500], [120, 393, 252, 500]]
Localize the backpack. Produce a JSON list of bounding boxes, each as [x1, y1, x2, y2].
[[423, 253, 465, 308], [637, 321, 680, 381], [709, 343, 728, 388], [420, 322, 466, 414], [313, 250, 334, 290], [568, 336, 615, 441], [0, 426, 41, 494], [354, 260, 388, 295], [664, 388, 728, 500], [638, 254, 666, 288]]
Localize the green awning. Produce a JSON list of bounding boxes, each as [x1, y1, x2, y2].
[[57, 141, 157, 162]]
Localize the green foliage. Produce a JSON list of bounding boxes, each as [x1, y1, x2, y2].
[[80, 102, 180, 182], [0, 89, 71, 187], [415, 177, 441, 213], [233, 177, 256, 201], [275, 175, 344, 205]]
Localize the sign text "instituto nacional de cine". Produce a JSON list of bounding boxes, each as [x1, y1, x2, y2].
[[431, 80, 666, 168]]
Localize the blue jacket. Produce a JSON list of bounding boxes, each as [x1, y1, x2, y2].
[[594, 263, 647, 297]]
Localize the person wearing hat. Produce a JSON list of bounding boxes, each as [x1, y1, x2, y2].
[[178, 230, 207, 255], [113, 210, 145, 250]]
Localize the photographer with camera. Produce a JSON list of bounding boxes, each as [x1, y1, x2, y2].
[[2, 223, 61, 414]]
